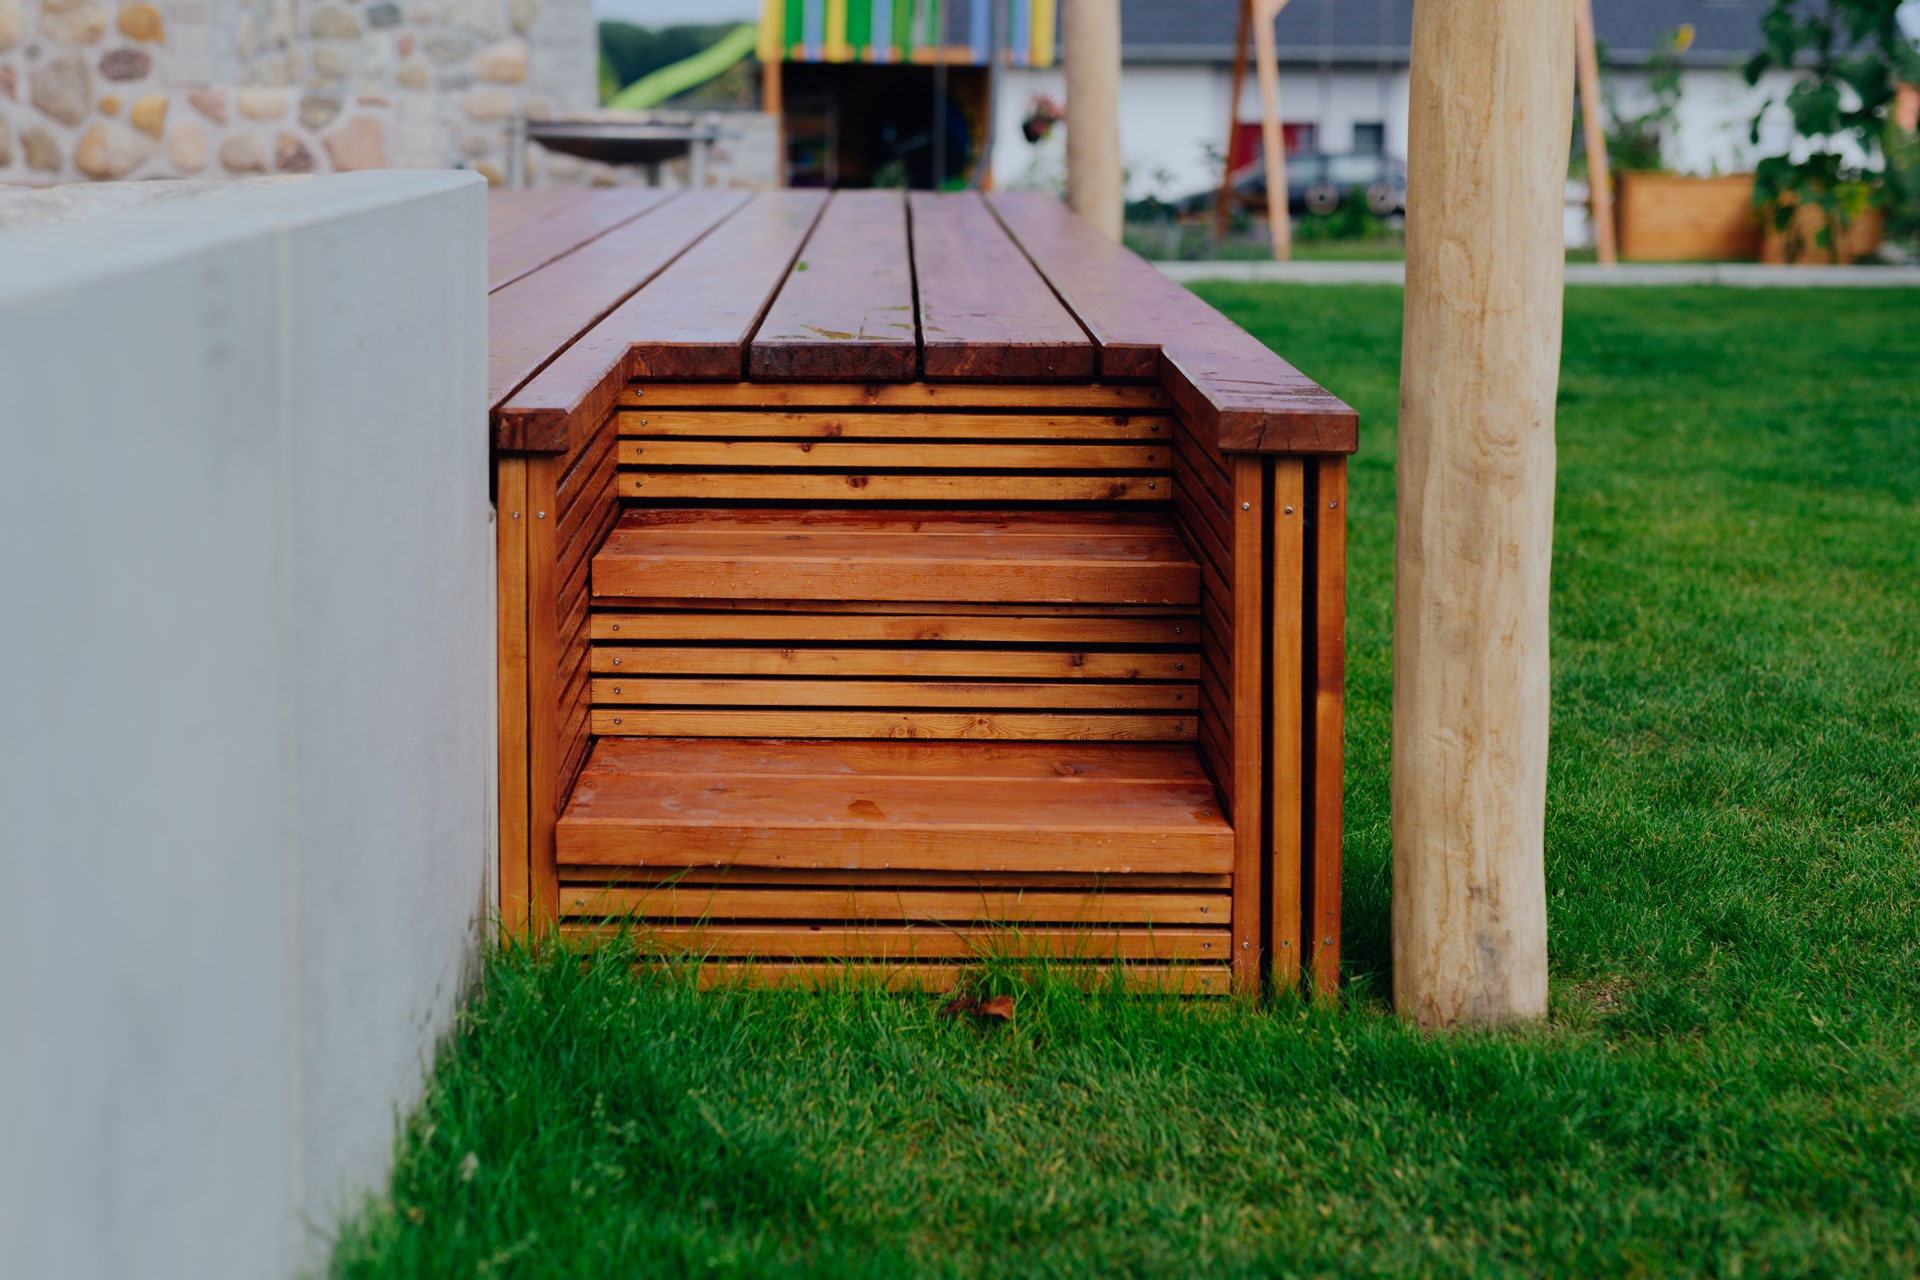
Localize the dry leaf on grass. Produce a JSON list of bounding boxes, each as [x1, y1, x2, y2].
[[939, 993, 1016, 1023]]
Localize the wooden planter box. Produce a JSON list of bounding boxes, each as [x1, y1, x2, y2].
[[1616, 171, 1762, 262], [485, 189, 1357, 995], [1759, 203, 1885, 265]]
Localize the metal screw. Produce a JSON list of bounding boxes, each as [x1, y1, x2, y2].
[[612, 687, 621, 694], [1329, 500, 1338, 509], [1324, 936, 1333, 945], [1241, 501, 1251, 510], [1242, 940, 1251, 949], [1148, 482, 1156, 490], [1281, 939, 1291, 947], [1200, 905, 1209, 914], [1174, 626, 1183, 635], [612, 657, 621, 665], [1285, 506, 1294, 515], [611, 624, 620, 632], [613, 718, 622, 725], [536, 511, 546, 519], [1175, 662, 1184, 671], [1150, 424, 1160, 432], [511, 511, 520, 519]]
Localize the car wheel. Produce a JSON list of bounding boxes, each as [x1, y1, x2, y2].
[[1366, 182, 1398, 216], [1305, 182, 1340, 215]]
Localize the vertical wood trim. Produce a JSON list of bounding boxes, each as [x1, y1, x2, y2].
[[524, 454, 563, 930], [495, 457, 531, 936], [1215, 0, 1252, 242], [1229, 455, 1266, 992], [1268, 457, 1307, 986], [1309, 456, 1347, 992]]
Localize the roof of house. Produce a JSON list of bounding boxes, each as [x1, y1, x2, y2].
[[1120, 0, 1776, 67]]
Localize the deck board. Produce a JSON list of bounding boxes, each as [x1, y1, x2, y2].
[[752, 190, 918, 381]]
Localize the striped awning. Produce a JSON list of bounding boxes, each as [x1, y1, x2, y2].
[[759, 0, 1057, 67]]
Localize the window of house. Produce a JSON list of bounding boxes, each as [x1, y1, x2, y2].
[[1353, 122, 1386, 154]]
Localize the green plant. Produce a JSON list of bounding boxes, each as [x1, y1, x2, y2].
[[1295, 188, 1392, 243], [1744, 0, 1920, 248], [1608, 25, 1693, 173]]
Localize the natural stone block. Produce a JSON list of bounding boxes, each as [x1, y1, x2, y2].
[[424, 28, 479, 64], [307, 5, 358, 38], [312, 43, 351, 77], [395, 55, 429, 88], [128, 90, 165, 136], [98, 46, 150, 79], [441, 0, 501, 38], [22, 123, 63, 170], [74, 118, 151, 178], [218, 130, 267, 171], [323, 113, 385, 169], [396, 31, 414, 55], [274, 129, 314, 171], [30, 53, 92, 125], [0, 0, 24, 50], [115, 2, 164, 42], [43, 0, 109, 45], [299, 92, 342, 129], [99, 92, 121, 113], [508, 0, 537, 36], [187, 86, 227, 122], [166, 115, 206, 170], [236, 86, 290, 119], [463, 86, 514, 121], [365, 1, 400, 26], [472, 37, 525, 83], [1, 65, 15, 99], [0, 117, 11, 166]]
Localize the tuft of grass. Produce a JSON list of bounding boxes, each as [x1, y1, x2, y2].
[[330, 286, 1920, 1278]]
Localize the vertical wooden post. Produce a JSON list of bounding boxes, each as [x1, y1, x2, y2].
[[1573, 0, 1616, 265], [1251, 0, 1292, 260], [762, 58, 787, 187], [1064, 0, 1123, 240], [1214, 0, 1253, 242], [1393, 0, 1572, 1028]]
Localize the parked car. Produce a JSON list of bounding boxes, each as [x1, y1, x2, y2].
[[1176, 151, 1408, 217]]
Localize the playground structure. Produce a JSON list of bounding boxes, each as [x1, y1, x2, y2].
[[486, 186, 1355, 993]]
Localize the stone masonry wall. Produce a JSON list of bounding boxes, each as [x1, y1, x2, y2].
[[0, 0, 595, 183]]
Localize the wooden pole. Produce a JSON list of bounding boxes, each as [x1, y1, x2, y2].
[[1392, 0, 1573, 1028], [1573, 0, 1617, 265], [1064, 0, 1123, 240], [1252, 0, 1292, 260], [1214, 0, 1253, 242]]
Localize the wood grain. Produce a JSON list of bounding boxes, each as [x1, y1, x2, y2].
[[1229, 457, 1266, 992], [1269, 458, 1307, 985], [592, 647, 1194, 680], [621, 381, 1168, 410], [617, 473, 1168, 503], [909, 192, 1097, 381], [1309, 457, 1346, 994], [591, 677, 1197, 710], [565, 921, 1226, 961], [619, 409, 1172, 440], [672, 961, 1232, 995], [588, 710, 1197, 742], [495, 458, 530, 935], [752, 190, 918, 380], [559, 885, 1227, 925], [617, 439, 1167, 470], [487, 190, 670, 292], [590, 611, 1198, 645]]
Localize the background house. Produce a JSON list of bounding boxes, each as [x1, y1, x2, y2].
[[992, 0, 1828, 202]]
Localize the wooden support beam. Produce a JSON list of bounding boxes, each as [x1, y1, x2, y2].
[[1252, 0, 1293, 260], [1214, 0, 1253, 243], [1064, 0, 1123, 240], [1393, 0, 1572, 1028], [1573, 0, 1617, 266]]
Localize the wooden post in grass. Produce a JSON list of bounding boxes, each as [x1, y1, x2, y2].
[[1064, 0, 1123, 240], [1573, 0, 1617, 266], [1393, 0, 1573, 1028], [1213, 0, 1253, 242], [1252, 0, 1293, 260]]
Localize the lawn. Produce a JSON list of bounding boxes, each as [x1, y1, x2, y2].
[[329, 286, 1920, 1278]]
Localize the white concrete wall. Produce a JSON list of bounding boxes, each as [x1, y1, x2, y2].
[[0, 170, 494, 1280]]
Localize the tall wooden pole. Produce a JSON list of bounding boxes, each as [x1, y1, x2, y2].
[[1252, 0, 1292, 260], [1214, 0, 1253, 242], [1393, 0, 1573, 1028], [1573, 0, 1617, 265], [1064, 0, 1123, 240]]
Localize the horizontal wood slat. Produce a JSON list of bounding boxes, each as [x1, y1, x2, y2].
[[563, 921, 1227, 961], [618, 440, 1167, 469], [669, 961, 1232, 995], [619, 409, 1172, 439], [620, 383, 1168, 411], [560, 885, 1228, 925], [591, 678, 1197, 710], [618, 473, 1168, 503], [487, 190, 670, 292], [590, 710, 1197, 741], [591, 611, 1199, 645], [592, 648, 1194, 680]]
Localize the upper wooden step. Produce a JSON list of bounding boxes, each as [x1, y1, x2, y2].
[[556, 738, 1233, 874], [591, 508, 1201, 605]]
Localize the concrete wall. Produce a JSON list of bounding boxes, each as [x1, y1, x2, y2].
[[0, 170, 494, 1280]]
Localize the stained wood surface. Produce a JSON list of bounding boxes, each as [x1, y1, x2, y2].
[[988, 192, 1357, 454], [619, 409, 1172, 440], [487, 190, 670, 292], [667, 961, 1231, 995], [590, 710, 1196, 741], [561, 885, 1227, 925], [618, 440, 1166, 469], [591, 610, 1197, 645], [752, 190, 918, 380], [591, 508, 1200, 604], [909, 192, 1097, 382], [486, 189, 591, 240], [567, 922, 1226, 961], [592, 678, 1196, 710], [488, 189, 750, 417], [593, 647, 1193, 680], [622, 382, 1170, 410], [556, 738, 1230, 872]]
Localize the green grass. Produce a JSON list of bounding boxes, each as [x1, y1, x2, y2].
[[330, 287, 1920, 1278]]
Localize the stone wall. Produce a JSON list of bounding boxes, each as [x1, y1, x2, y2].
[[0, 0, 595, 183]]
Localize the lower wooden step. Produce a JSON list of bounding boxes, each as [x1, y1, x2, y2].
[[555, 737, 1233, 874]]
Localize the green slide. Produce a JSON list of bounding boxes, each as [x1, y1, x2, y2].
[[607, 23, 759, 112]]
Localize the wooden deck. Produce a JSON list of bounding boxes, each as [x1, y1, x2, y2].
[[488, 188, 1355, 994]]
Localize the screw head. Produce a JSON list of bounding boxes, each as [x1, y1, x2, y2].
[[1241, 501, 1251, 510], [1285, 506, 1294, 515], [1329, 500, 1338, 509], [536, 511, 546, 519]]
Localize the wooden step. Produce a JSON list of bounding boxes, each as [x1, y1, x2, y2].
[[555, 738, 1233, 874], [590, 508, 1201, 604]]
